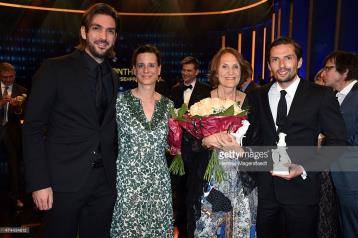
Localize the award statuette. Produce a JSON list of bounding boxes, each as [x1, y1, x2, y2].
[[272, 133, 291, 176]]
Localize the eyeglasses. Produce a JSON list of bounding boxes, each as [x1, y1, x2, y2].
[[323, 65, 335, 72]]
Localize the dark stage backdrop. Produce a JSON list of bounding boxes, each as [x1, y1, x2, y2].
[[0, 0, 273, 92], [2, 0, 356, 91]]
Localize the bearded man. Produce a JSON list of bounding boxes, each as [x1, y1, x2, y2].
[[23, 3, 119, 238], [249, 37, 346, 238]]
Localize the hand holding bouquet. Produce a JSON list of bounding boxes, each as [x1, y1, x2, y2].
[[168, 97, 250, 183]]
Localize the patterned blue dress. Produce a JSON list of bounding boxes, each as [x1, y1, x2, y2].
[[110, 91, 173, 237], [194, 152, 257, 238]]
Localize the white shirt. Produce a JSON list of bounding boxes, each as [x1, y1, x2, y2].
[[1, 82, 13, 124], [183, 80, 196, 105], [268, 76, 307, 179], [1, 82, 13, 97], [336, 80, 357, 105], [268, 75, 300, 130]]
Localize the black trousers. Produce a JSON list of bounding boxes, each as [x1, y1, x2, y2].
[[256, 198, 318, 238], [44, 166, 116, 238], [0, 124, 23, 200]]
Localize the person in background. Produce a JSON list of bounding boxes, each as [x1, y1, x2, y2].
[[23, 4, 119, 237], [170, 56, 210, 238], [238, 59, 260, 94], [314, 68, 325, 86], [313, 67, 341, 238], [0, 62, 27, 209], [171, 56, 210, 109], [322, 51, 358, 238]]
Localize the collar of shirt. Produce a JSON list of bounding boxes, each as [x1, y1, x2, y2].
[[337, 80, 357, 97], [183, 79, 196, 91], [274, 75, 300, 98], [82, 50, 111, 80], [1, 82, 13, 94], [241, 81, 250, 92], [336, 80, 357, 105], [82, 50, 100, 72], [183, 79, 196, 105], [268, 75, 300, 127]]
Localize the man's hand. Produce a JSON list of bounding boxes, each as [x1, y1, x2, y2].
[[0, 98, 10, 107], [9, 97, 21, 106], [32, 187, 53, 210], [271, 163, 304, 180]]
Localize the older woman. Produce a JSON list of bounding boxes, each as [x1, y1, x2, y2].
[[110, 44, 173, 237], [186, 48, 259, 238]]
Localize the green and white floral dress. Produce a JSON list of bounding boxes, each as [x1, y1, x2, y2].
[[110, 91, 173, 238]]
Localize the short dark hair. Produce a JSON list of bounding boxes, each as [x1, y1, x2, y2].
[[131, 44, 161, 67], [241, 59, 252, 81], [208, 47, 247, 89], [76, 3, 119, 58], [268, 37, 303, 62], [324, 51, 358, 81], [181, 56, 199, 70]]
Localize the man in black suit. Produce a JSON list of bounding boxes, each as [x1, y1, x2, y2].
[[170, 56, 210, 237], [322, 51, 358, 238], [23, 3, 119, 238], [250, 37, 346, 238], [0, 62, 27, 209], [171, 56, 210, 108]]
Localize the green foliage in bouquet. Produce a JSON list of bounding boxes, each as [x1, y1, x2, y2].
[[169, 154, 185, 176], [204, 150, 227, 183]]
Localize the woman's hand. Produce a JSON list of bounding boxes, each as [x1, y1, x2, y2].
[[217, 133, 244, 152], [202, 132, 244, 152], [202, 132, 224, 149]]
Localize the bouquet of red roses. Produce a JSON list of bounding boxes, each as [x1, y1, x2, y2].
[[168, 98, 249, 182]]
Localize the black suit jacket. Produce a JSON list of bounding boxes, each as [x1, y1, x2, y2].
[[171, 80, 211, 109], [23, 50, 118, 193], [0, 83, 27, 150], [332, 82, 358, 191], [1, 83, 27, 124], [250, 79, 346, 204], [243, 81, 260, 95]]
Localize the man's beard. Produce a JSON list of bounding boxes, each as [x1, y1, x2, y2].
[[87, 39, 112, 59], [275, 68, 297, 83]]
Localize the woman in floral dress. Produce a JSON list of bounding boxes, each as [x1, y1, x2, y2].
[[110, 44, 173, 237], [186, 48, 259, 237]]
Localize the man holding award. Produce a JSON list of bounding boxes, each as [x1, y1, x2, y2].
[[249, 37, 347, 238]]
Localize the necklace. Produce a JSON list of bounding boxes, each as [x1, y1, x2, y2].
[[216, 88, 237, 102], [134, 88, 156, 103]]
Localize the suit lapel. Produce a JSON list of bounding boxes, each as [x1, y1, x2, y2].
[[285, 79, 308, 129], [188, 81, 203, 107], [11, 84, 19, 97], [70, 51, 98, 124], [176, 85, 184, 108], [262, 83, 277, 135], [101, 70, 118, 126]]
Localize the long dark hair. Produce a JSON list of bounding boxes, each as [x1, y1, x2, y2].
[[76, 3, 119, 58]]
